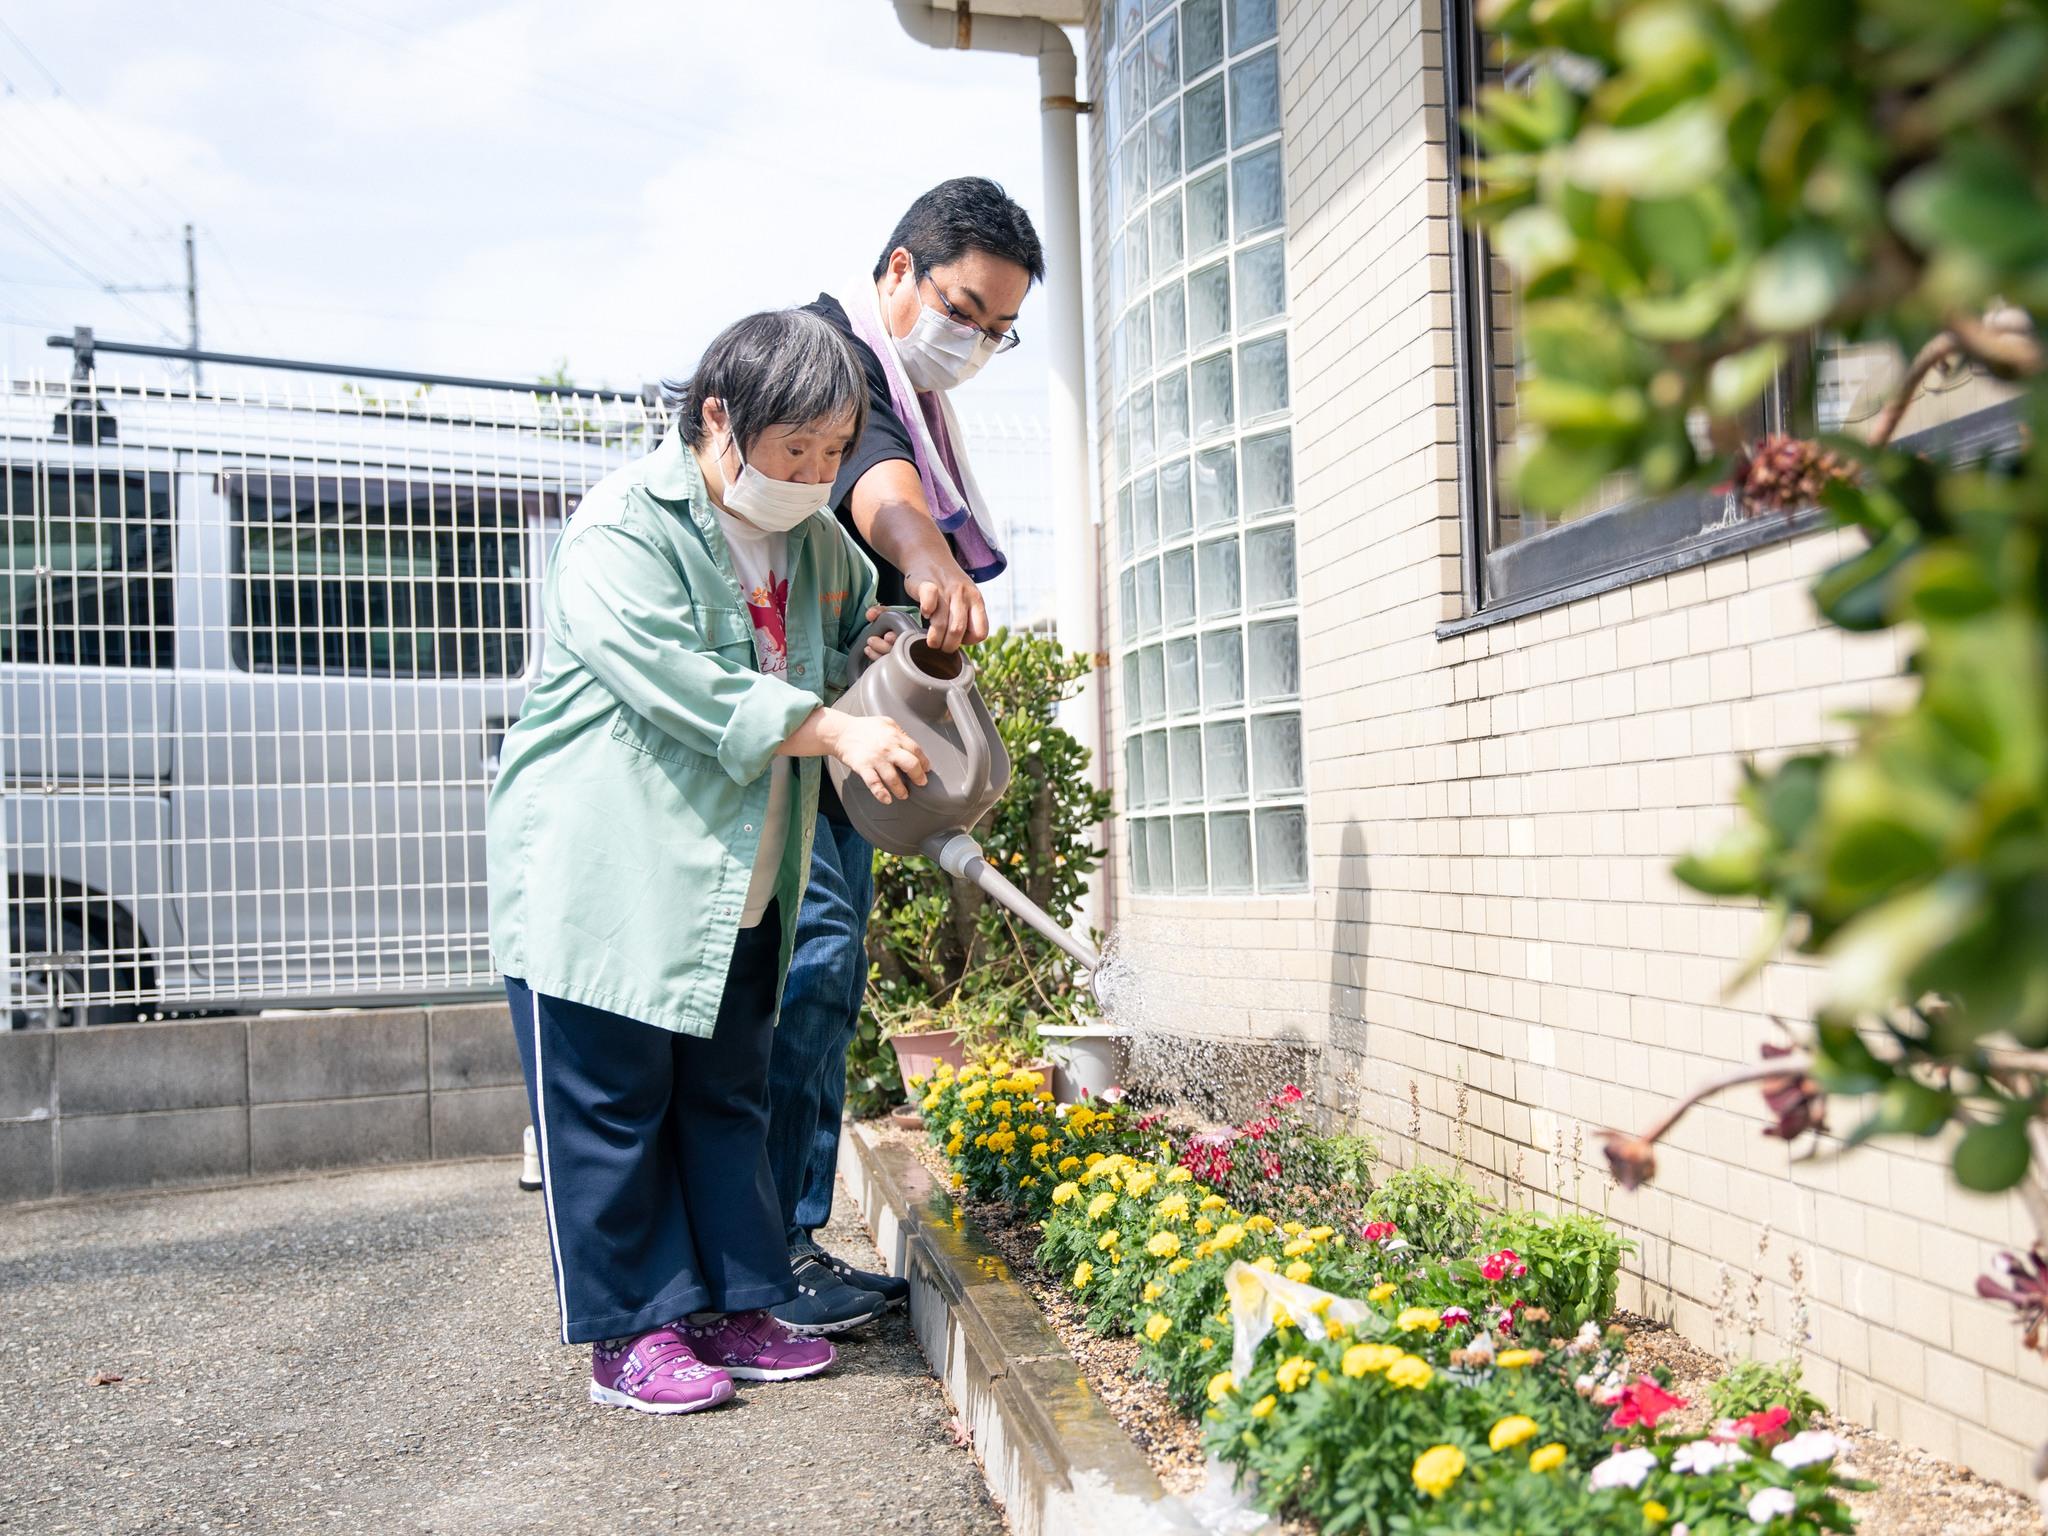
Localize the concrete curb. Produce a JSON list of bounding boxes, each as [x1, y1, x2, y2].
[[840, 1122, 1207, 1536]]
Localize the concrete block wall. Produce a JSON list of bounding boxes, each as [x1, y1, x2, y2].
[[0, 1003, 527, 1203], [1085, 0, 2047, 1493]]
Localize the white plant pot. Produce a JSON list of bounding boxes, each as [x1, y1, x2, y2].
[[1038, 1023, 1133, 1104]]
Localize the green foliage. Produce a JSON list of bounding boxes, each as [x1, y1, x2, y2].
[[841, 985, 900, 1121], [1467, 0, 2048, 1203], [846, 629, 1110, 1112], [1476, 1210, 1637, 1331], [1367, 1165, 1488, 1258], [1705, 1356, 1829, 1428]]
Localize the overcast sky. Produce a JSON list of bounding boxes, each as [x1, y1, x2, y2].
[[0, 1, 1082, 415]]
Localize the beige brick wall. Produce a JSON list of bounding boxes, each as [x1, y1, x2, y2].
[[1086, 0, 2046, 1493]]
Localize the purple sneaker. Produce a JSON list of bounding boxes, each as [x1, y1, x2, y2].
[[589, 1326, 735, 1415], [677, 1310, 836, 1382]]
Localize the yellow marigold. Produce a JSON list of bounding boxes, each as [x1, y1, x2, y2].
[[1528, 1443, 1567, 1474], [908, 1073, 929, 1089], [1270, 1305, 1294, 1329], [1206, 1371, 1236, 1404], [945, 1136, 964, 1156], [949, 1119, 964, 1134], [1165, 1167, 1193, 1184], [1369, 1282, 1397, 1302], [921, 1092, 940, 1112], [1496, 1348, 1542, 1369], [1073, 1260, 1094, 1289], [1124, 1169, 1157, 1198], [1144, 1312, 1172, 1343], [1198, 1336, 1214, 1350], [1052, 1181, 1081, 1206], [1142, 1281, 1164, 1303], [1411, 1444, 1465, 1499], [1097, 1228, 1121, 1251], [1019, 1175, 1038, 1188], [1198, 1193, 1227, 1211], [1310, 1296, 1333, 1316], [989, 1099, 1010, 1117], [1282, 1237, 1315, 1259], [1341, 1343, 1403, 1377], [1057, 1157, 1082, 1174], [1325, 1318, 1349, 1340], [1086, 1191, 1117, 1222], [1213, 1223, 1245, 1250], [973, 1134, 988, 1149], [1307, 1225, 1335, 1241], [1156, 1194, 1191, 1222], [1030, 1142, 1049, 1161], [1386, 1355, 1434, 1390], [950, 1171, 964, 1190], [1252, 1255, 1278, 1273], [1284, 1260, 1315, 1284], [1083, 1150, 1104, 1166], [1168, 1257, 1193, 1274], [1193, 1217, 1215, 1236], [1489, 1415, 1538, 1452], [1245, 1215, 1277, 1234], [1643, 1502, 1669, 1526], [1281, 1220, 1305, 1235], [1146, 1231, 1182, 1259], [1030, 1124, 1049, 1141], [1275, 1356, 1314, 1393], [1249, 1395, 1278, 1420], [958, 1064, 984, 1081], [1396, 1307, 1442, 1333]]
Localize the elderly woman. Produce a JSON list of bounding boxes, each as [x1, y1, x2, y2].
[[487, 308, 928, 1415]]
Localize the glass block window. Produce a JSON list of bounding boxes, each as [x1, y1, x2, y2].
[[1103, 1, 1305, 896]]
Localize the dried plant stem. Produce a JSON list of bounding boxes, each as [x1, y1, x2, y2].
[[1619, 1057, 1817, 1151], [1866, 331, 1961, 448]]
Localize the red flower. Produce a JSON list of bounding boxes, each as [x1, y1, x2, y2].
[[1440, 1306, 1472, 1327], [1608, 1378, 1687, 1431], [1479, 1249, 1529, 1283], [1361, 1221, 1398, 1244], [1272, 1085, 1305, 1106], [1726, 1406, 1793, 1446]]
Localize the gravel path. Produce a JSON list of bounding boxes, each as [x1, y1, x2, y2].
[[0, 1159, 1006, 1536]]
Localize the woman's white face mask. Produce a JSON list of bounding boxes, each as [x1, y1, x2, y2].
[[894, 298, 1000, 393], [718, 431, 830, 533]]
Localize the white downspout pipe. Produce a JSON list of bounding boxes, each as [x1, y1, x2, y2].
[[890, 1, 1107, 938]]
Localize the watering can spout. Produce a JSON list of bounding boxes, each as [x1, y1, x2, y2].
[[922, 832, 1110, 1005]]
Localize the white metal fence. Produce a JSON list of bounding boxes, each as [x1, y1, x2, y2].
[[2, 370, 658, 1026]]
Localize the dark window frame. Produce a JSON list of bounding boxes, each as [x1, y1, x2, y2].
[[3, 464, 176, 669]]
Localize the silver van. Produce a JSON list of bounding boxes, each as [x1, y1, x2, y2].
[[2, 368, 654, 1026]]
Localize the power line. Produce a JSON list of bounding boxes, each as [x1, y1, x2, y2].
[[0, 102, 177, 281], [0, 189, 180, 342], [200, 228, 277, 347]]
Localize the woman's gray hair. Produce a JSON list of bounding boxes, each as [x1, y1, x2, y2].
[[670, 308, 868, 454]]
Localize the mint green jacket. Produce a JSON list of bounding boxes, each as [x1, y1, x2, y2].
[[487, 428, 877, 1036]]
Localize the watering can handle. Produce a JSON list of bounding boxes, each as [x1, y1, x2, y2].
[[945, 684, 989, 808], [844, 607, 923, 689]]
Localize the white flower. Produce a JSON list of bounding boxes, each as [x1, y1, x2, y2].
[[1672, 1440, 1749, 1476], [1588, 1447, 1658, 1491], [1747, 1487, 1798, 1524], [1771, 1430, 1841, 1469]]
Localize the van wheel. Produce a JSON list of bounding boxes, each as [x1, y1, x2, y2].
[[7, 909, 139, 1030]]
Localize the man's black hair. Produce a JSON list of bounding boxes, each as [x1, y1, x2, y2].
[[871, 177, 1046, 284], [672, 308, 868, 454]]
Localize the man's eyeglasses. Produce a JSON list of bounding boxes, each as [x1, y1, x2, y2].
[[919, 271, 1022, 354]]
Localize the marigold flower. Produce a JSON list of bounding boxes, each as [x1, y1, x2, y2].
[[1273, 1355, 1314, 1393], [1252, 1255, 1278, 1273], [1198, 1336, 1214, 1350], [1307, 1226, 1334, 1242], [945, 1136, 964, 1156], [1198, 1193, 1227, 1211], [1341, 1343, 1401, 1377], [1086, 1191, 1116, 1222], [1156, 1194, 1190, 1222], [1386, 1355, 1434, 1390], [1496, 1348, 1542, 1369], [1284, 1261, 1314, 1283], [1270, 1304, 1293, 1329], [1528, 1442, 1567, 1473], [1411, 1444, 1465, 1498], [1245, 1215, 1277, 1234], [1206, 1370, 1236, 1403], [1397, 1307, 1442, 1333], [1213, 1223, 1245, 1250], [1281, 1221, 1306, 1236], [1489, 1414, 1538, 1451], [1142, 1280, 1164, 1302], [1369, 1282, 1397, 1302], [1168, 1257, 1193, 1274], [1073, 1260, 1093, 1289], [1057, 1156, 1081, 1174], [1125, 1169, 1158, 1198], [1147, 1231, 1182, 1259], [1282, 1237, 1315, 1259], [1642, 1501, 1669, 1525], [1165, 1167, 1193, 1183], [1097, 1229, 1120, 1251], [1193, 1217, 1215, 1236], [1249, 1394, 1278, 1420], [1144, 1312, 1172, 1343]]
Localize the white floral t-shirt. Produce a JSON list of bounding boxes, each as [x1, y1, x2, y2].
[[718, 511, 792, 929]]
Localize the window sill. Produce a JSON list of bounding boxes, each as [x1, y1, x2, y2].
[[1435, 502, 1825, 639]]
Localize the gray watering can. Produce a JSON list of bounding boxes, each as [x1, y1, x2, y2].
[[827, 610, 1107, 994]]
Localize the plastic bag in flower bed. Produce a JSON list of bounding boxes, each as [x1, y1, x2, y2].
[[1224, 1258, 1390, 1379]]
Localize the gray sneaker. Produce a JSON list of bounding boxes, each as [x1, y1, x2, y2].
[[769, 1255, 887, 1336]]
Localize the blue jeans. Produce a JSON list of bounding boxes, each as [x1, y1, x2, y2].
[[765, 814, 874, 1254]]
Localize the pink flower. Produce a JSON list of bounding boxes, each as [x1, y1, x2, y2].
[[1608, 1378, 1687, 1432], [1723, 1406, 1792, 1448], [1479, 1249, 1528, 1283], [1361, 1221, 1398, 1244], [1272, 1084, 1305, 1106], [1440, 1306, 1472, 1327]]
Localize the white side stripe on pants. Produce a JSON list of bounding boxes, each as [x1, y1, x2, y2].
[[525, 989, 572, 1343]]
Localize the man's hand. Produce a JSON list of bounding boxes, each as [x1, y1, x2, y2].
[[905, 563, 989, 653]]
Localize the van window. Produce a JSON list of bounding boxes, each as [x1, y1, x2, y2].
[[2, 466, 175, 668], [224, 472, 539, 679]]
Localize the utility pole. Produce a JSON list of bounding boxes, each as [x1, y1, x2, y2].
[[182, 223, 201, 388]]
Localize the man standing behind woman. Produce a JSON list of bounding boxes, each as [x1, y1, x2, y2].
[[766, 178, 1045, 1334]]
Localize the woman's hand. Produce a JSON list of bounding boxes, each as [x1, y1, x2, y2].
[[777, 706, 930, 804], [863, 605, 902, 661]]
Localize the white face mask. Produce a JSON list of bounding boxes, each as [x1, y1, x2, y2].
[[717, 431, 830, 534], [893, 295, 1001, 393]]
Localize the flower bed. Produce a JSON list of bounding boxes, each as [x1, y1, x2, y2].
[[915, 1061, 1870, 1535]]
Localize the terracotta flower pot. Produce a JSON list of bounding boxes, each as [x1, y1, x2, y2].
[[889, 1027, 964, 1099]]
